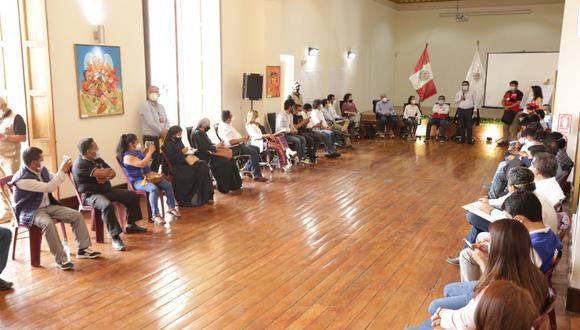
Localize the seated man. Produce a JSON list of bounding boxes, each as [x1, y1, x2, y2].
[[425, 95, 449, 143], [531, 152, 565, 208], [306, 101, 340, 159], [321, 98, 352, 148], [292, 103, 319, 164], [459, 191, 562, 282], [12, 147, 101, 270], [276, 99, 308, 163], [73, 138, 145, 252], [375, 94, 398, 138], [447, 167, 557, 265], [0, 227, 12, 289], [218, 110, 268, 182]]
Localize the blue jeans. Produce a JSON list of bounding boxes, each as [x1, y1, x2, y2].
[[314, 129, 336, 154], [133, 179, 176, 217], [488, 161, 507, 199], [0, 227, 11, 275], [465, 212, 490, 246], [284, 133, 307, 159], [425, 118, 448, 139], [378, 114, 398, 131], [427, 281, 477, 315]]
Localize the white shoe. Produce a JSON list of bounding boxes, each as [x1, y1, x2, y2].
[[286, 149, 297, 158], [283, 163, 293, 172]]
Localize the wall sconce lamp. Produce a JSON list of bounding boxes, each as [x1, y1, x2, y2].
[[93, 25, 106, 44], [346, 51, 357, 60], [307, 47, 319, 57]]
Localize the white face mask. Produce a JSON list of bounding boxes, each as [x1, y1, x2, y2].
[[40, 161, 46, 169], [149, 93, 160, 102], [411, 100, 417, 105], [135, 143, 142, 150], [438, 100, 445, 105], [518, 137, 526, 144], [510, 86, 517, 91], [381, 98, 388, 103], [462, 86, 469, 91]]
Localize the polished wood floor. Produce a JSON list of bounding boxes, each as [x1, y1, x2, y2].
[[1, 125, 578, 329]]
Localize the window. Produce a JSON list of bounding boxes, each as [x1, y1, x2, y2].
[[144, 0, 221, 130]]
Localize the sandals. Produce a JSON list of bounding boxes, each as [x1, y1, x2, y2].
[[152, 215, 166, 225], [167, 208, 181, 218]]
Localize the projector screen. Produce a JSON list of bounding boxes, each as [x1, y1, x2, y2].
[[484, 52, 559, 108]]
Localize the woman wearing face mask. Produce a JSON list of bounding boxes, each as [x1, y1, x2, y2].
[[162, 126, 214, 207], [245, 110, 295, 172], [191, 118, 243, 194], [341, 93, 360, 134], [403, 96, 421, 140], [116, 134, 179, 225], [140, 86, 170, 172], [425, 95, 449, 143]]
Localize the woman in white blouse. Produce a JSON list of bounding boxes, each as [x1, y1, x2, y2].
[[407, 220, 549, 330], [245, 110, 296, 172], [403, 96, 421, 140]]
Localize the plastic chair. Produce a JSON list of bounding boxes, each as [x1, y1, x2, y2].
[[66, 173, 127, 243], [532, 288, 558, 330], [115, 156, 158, 221], [0, 175, 68, 267]]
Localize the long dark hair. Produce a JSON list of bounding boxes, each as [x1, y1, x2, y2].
[[531, 85, 543, 100], [116, 133, 138, 157], [167, 125, 183, 140], [475, 220, 548, 313], [342, 93, 352, 102], [474, 280, 538, 330]]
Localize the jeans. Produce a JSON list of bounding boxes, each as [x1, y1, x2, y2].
[[465, 211, 490, 246], [0, 226, 11, 274], [427, 281, 477, 315], [378, 114, 398, 132], [488, 160, 507, 199], [232, 144, 262, 178], [404, 117, 418, 135], [314, 129, 335, 154], [133, 179, 176, 217], [284, 133, 307, 159], [456, 108, 474, 141], [84, 188, 143, 238], [425, 118, 448, 139]]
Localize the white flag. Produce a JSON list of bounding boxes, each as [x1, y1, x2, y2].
[[465, 50, 486, 108]]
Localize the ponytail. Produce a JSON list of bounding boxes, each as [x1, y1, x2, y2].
[[116, 133, 137, 157]]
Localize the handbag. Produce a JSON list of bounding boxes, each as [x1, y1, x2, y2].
[[501, 110, 517, 125], [185, 154, 199, 166], [213, 147, 233, 160], [144, 172, 164, 184]]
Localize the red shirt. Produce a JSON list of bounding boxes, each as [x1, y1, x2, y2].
[[503, 90, 523, 112]]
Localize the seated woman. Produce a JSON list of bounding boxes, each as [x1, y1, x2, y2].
[[116, 133, 179, 225], [403, 96, 421, 140], [245, 110, 296, 172], [162, 126, 214, 207], [408, 220, 549, 330], [191, 118, 242, 194]]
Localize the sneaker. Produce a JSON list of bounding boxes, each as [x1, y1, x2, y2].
[[152, 215, 166, 225], [56, 262, 74, 271], [286, 149, 297, 158], [302, 158, 313, 165], [283, 163, 293, 172], [77, 248, 101, 259], [446, 256, 460, 265], [0, 278, 13, 291], [112, 237, 127, 251], [126, 224, 147, 233]]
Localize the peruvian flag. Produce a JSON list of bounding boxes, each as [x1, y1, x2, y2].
[[409, 46, 437, 101]]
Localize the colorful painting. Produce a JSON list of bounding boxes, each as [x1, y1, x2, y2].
[[266, 66, 281, 98], [74, 44, 124, 118]]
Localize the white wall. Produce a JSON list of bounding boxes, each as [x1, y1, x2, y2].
[[553, 0, 580, 291], [46, 0, 146, 198], [221, 0, 397, 130], [393, 4, 564, 115]]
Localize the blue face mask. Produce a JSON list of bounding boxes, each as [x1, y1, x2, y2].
[[522, 157, 532, 167]]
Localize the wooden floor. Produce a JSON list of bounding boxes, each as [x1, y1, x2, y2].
[[1, 124, 578, 329]]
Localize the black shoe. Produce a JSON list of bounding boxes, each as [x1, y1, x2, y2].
[[0, 278, 13, 291], [467, 139, 475, 145], [126, 224, 147, 234], [446, 256, 460, 265], [56, 262, 75, 271], [77, 248, 101, 259], [332, 151, 341, 158]]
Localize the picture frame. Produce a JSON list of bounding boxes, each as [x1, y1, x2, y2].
[[266, 65, 281, 98], [74, 44, 124, 118]]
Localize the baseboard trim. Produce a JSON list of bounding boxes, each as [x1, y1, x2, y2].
[[566, 287, 580, 313], [59, 183, 128, 210]]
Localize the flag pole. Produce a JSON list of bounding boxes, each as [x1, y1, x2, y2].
[[476, 40, 480, 51]]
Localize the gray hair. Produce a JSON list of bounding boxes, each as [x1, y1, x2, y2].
[[196, 117, 210, 129], [532, 152, 558, 178], [507, 167, 536, 192]]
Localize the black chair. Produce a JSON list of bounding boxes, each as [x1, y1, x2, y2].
[[186, 126, 195, 148], [372, 99, 380, 120], [213, 123, 251, 176]]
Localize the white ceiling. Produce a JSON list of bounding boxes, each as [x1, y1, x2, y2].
[[376, 0, 564, 11]]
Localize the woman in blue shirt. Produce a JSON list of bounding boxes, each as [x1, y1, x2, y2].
[[116, 133, 179, 225]]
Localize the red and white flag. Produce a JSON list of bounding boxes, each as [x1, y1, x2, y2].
[[409, 46, 437, 101]]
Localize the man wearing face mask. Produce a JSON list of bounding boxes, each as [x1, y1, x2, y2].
[[0, 97, 27, 224], [290, 82, 303, 107], [73, 138, 146, 252], [375, 93, 398, 138], [425, 95, 450, 143], [499, 80, 524, 144], [454, 81, 477, 144], [140, 86, 170, 172], [11, 147, 101, 270]]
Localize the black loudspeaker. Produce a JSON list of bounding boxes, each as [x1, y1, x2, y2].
[[242, 73, 263, 101]]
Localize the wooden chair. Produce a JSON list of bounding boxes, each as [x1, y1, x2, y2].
[[66, 173, 127, 243], [532, 288, 558, 330], [0, 175, 67, 267], [115, 155, 158, 221]]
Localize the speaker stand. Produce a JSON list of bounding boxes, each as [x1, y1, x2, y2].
[[250, 100, 254, 110]]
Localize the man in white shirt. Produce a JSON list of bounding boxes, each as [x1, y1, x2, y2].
[[425, 95, 450, 143], [454, 81, 477, 145], [10, 147, 101, 270], [139, 86, 170, 172], [218, 110, 267, 182], [307, 100, 340, 158], [531, 152, 565, 208], [276, 100, 307, 162], [322, 97, 352, 148]]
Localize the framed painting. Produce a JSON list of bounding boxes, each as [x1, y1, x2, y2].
[[74, 44, 124, 118], [266, 65, 281, 98]]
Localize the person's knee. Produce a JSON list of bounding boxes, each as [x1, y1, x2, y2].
[[427, 299, 441, 316]]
